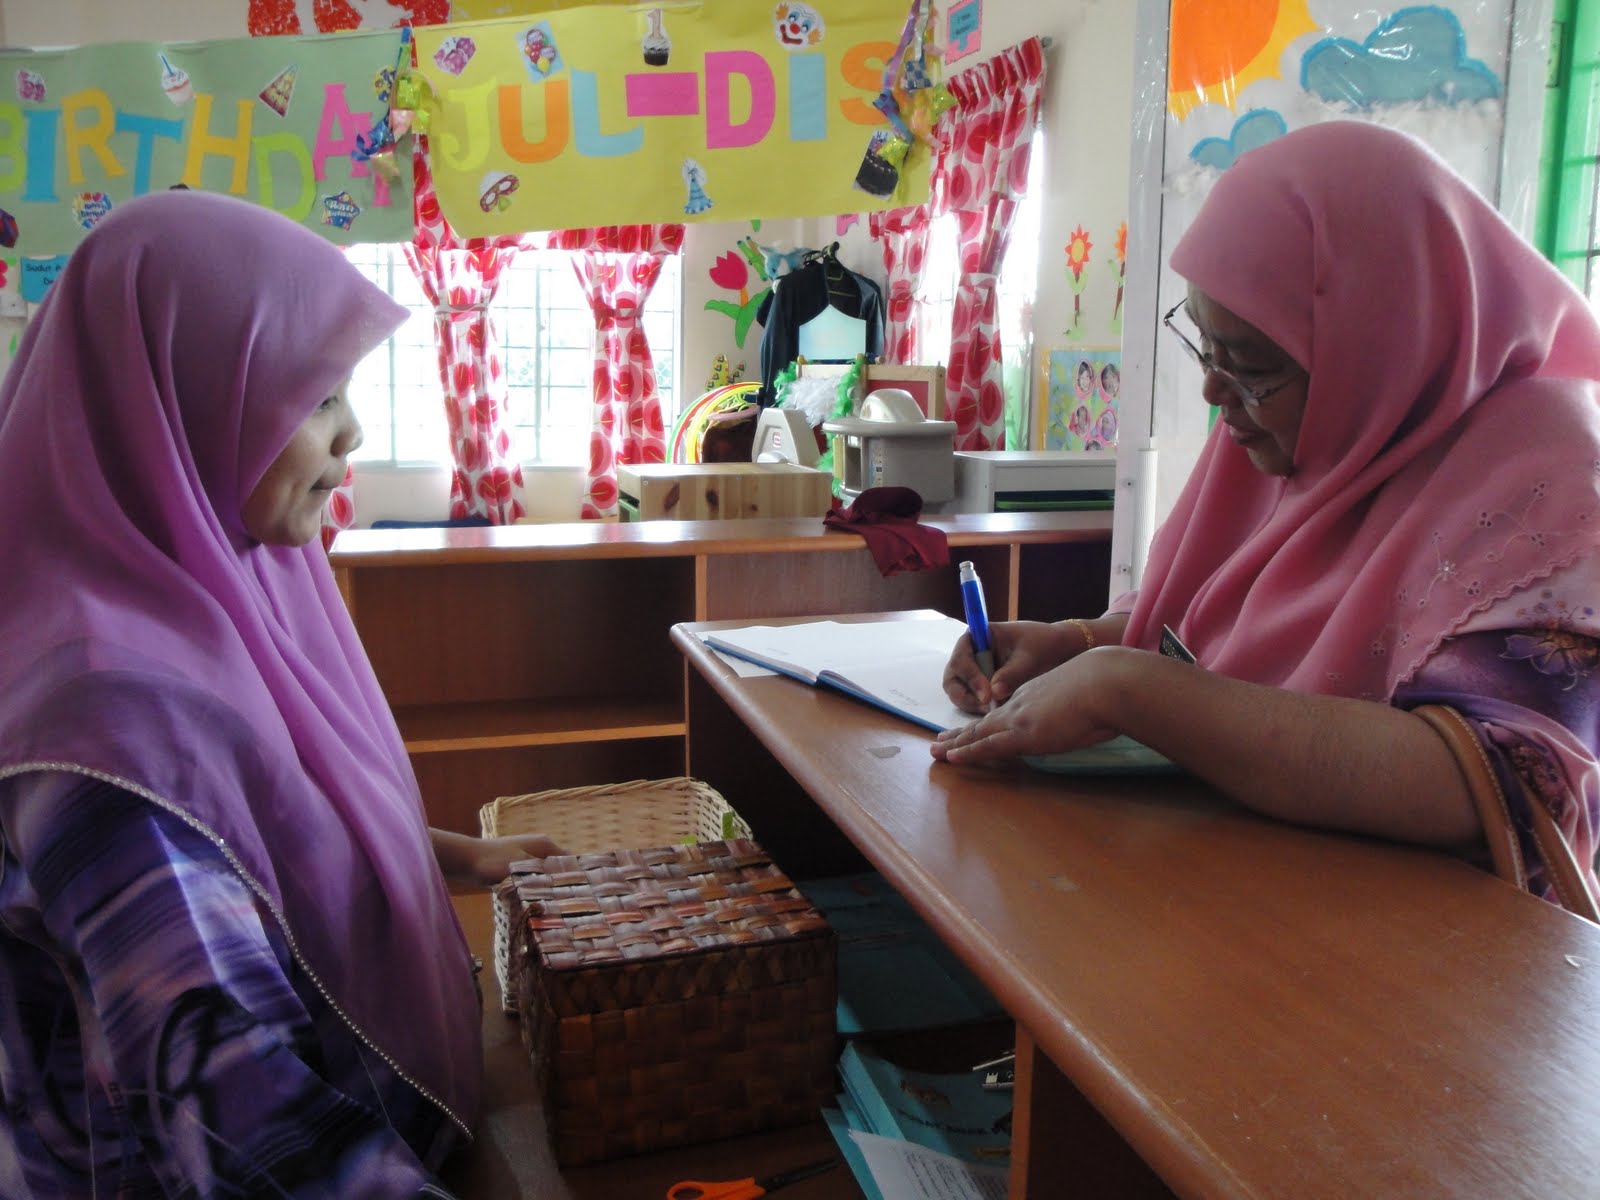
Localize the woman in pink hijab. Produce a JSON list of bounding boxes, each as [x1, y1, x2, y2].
[[0, 190, 555, 1195], [937, 121, 1600, 913]]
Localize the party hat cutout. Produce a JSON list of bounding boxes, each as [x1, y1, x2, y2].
[[259, 63, 299, 117]]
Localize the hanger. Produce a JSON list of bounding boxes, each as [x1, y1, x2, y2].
[[818, 242, 856, 305]]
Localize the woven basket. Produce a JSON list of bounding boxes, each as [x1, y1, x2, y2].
[[480, 777, 750, 1014], [506, 839, 837, 1165]]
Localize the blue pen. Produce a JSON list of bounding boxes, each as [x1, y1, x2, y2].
[[958, 560, 996, 682]]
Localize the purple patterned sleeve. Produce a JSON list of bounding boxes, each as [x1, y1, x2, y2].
[[1396, 628, 1600, 907], [0, 771, 461, 1198]]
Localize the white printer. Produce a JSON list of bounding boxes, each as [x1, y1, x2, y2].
[[951, 450, 1116, 514]]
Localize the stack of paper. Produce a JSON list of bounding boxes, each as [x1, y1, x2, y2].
[[823, 1039, 1012, 1199]]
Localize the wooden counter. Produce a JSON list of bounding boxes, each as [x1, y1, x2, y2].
[[673, 614, 1600, 1199], [330, 513, 1111, 832]]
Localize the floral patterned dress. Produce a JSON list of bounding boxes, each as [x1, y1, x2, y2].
[[1396, 564, 1600, 905], [0, 771, 466, 1198]]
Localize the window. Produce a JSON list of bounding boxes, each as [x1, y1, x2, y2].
[[912, 129, 1045, 432], [1536, 0, 1600, 301], [343, 245, 681, 466]]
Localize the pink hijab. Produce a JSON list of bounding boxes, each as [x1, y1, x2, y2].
[[0, 192, 480, 1134], [1123, 121, 1600, 700]]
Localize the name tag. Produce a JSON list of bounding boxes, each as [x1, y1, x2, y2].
[[1159, 625, 1197, 664]]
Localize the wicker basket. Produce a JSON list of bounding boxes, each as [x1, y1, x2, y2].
[[480, 777, 751, 1014], [506, 839, 837, 1165]]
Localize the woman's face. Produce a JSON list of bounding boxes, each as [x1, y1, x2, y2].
[[1184, 287, 1307, 477], [242, 382, 362, 546]]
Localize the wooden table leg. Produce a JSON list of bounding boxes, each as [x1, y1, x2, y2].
[[1010, 1027, 1176, 1200]]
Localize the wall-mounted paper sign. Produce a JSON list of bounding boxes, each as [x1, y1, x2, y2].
[[0, 28, 414, 257], [20, 254, 67, 303], [413, 0, 932, 234], [946, 0, 983, 64]]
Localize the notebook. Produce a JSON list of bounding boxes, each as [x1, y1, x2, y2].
[[701, 615, 1182, 775]]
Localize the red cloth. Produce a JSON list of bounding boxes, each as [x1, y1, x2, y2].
[[823, 487, 950, 577]]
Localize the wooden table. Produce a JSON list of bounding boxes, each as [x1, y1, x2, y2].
[[673, 615, 1600, 1199]]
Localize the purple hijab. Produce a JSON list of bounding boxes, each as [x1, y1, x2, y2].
[[0, 191, 481, 1135]]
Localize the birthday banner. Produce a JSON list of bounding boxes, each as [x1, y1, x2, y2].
[[0, 29, 413, 262], [413, 0, 934, 234]]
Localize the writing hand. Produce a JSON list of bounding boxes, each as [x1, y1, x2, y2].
[[933, 646, 1124, 764], [942, 620, 1082, 715]]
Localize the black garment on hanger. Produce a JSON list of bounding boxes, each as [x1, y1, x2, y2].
[[756, 246, 884, 406]]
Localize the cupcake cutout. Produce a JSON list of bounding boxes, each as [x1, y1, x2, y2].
[[642, 9, 671, 67], [852, 131, 900, 198], [159, 54, 193, 106]]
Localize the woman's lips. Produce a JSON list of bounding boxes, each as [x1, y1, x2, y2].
[[1225, 422, 1263, 445]]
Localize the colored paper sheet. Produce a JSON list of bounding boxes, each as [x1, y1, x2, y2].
[[0, 29, 413, 258], [413, 1, 933, 233]]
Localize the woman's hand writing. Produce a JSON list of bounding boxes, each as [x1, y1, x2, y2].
[[935, 645, 1127, 762], [944, 615, 1126, 714]]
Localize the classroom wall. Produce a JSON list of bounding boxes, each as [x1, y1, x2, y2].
[[2, 0, 1138, 522]]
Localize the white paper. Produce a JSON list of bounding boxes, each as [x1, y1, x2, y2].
[[698, 617, 977, 731], [849, 1131, 1010, 1200]]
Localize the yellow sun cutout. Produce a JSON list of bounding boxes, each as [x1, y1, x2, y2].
[[1167, 0, 1319, 121]]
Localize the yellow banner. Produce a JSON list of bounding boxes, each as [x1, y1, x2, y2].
[[415, 1, 932, 234]]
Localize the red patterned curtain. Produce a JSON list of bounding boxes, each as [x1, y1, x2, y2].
[[868, 37, 1046, 450], [938, 39, 1046, 450], [533, 226, 685, 519], [404, 144, 527, 523], [870, 208, 933, 367]]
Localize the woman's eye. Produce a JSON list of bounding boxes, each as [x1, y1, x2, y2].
[[317, 394, 338, 410]]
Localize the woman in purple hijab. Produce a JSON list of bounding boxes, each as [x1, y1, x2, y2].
[[0, 190, 553, 1196]]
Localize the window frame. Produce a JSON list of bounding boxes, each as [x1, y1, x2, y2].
[[343, 244, 682, 469]]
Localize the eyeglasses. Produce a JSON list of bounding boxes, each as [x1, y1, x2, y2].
[[1161, 301, 1301, 407]]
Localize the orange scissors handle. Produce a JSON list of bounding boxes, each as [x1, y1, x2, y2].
[[666, 1179, 763, 1200]]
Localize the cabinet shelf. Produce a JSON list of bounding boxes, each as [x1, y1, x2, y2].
[[331, 512, 1111, 833], [393, 697, 685, 754]]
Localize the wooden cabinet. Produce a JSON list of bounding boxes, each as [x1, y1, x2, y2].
[[330, 513, 1112, 833]]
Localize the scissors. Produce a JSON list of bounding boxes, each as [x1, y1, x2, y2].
[[666, 1156, 840, 1200]]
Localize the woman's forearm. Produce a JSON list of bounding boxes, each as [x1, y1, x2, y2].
[[429, 828, 476, 881], [1095, 648, 1480, 847]]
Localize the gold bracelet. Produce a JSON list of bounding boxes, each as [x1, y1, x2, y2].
[[1065, 618, 1096, 652]]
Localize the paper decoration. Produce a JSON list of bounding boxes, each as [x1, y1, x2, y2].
[[1037, 348, 1121, 452], [0, 30, 414, 256], [247, 0, 447, 36], [946, 0, 983, 63], [412, 0, 931, 233], [259, 63, 299, 116]]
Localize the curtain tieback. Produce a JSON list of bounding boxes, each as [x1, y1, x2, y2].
[[434, 301, 490, 317]]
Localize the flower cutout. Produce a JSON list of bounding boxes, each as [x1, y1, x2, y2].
[[708, 251, 748, 295], [1065, 225, 1092, 282]]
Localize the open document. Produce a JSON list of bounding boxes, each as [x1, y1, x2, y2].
[[699, 613, 1180, 773], [701, 616, 975, 733]]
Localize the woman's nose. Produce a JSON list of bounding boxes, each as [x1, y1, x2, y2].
[[336, 415, 364, 457], [1200, 366, 1238, 408]]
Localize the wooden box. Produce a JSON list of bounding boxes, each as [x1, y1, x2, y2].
[[617, 462, 833, 521], [504, 839, 837, 1165]]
